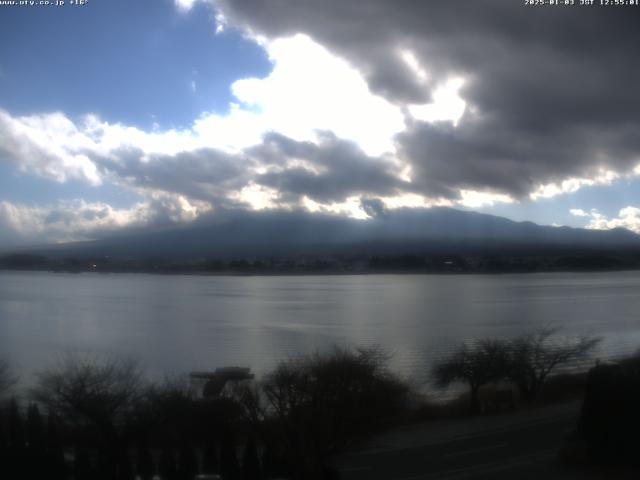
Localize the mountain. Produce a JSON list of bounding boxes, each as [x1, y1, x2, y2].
[[21, 208, 640, 261]]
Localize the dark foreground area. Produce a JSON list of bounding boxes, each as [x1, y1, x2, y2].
[[1, 331, 639, 480], [334, 400, 639, 480], [335, 401, 579, 479]]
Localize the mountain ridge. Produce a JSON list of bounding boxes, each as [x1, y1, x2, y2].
[[12, 207, 640, 261]]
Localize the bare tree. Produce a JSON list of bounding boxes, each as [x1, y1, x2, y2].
[[432, 339, 509, 413], [507, 326, 601, 402], [31, 354, 144, 446], [0, 359, 17, 397], [257, 346, 408, 479]]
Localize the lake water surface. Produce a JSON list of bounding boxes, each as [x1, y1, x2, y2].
[[1, 270, 639, 387]]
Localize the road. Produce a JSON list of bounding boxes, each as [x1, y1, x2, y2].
[[331, 402, 622, 480]]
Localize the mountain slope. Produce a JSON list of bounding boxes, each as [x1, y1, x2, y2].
[[26, 208, 640, 260]]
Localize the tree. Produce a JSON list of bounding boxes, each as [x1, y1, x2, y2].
[[8, 398, 25, 448], [158, 447, 179, 480], [132, 375, 196, 444], [177, 442, 198, 480], [507, 327, 601, 402], [31, 354, 144, 473], [432, 339, 509, 413], [220, 427, 240, 480], [0, 360, 17, 398], [242, 435, 261, 480], [136, 441, 155, 480], [74, 446, 93, 480], [5, 398, 26, 479], [25, 403, 47, 479], [259, 346, 408, 479], [202, 439, 219, 474], [261, 442, 286, 480], [31, 354, 143, 432], [44, 412, 66, 480], [26, 403, 44, 450]]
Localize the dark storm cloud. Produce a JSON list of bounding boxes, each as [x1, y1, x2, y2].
[[249, 132, 409, 203], [94, 147, 255, 203], [212, 0, 640, 198], [399, 119, 640, 199], [89, 133, 408, 208]]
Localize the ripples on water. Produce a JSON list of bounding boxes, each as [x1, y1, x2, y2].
[[0, 270, 639, 394]]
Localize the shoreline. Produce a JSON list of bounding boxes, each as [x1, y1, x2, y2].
[[3, 266, 640, 277]]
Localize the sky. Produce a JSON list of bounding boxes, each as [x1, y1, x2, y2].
[[1, 0, 640, 248]]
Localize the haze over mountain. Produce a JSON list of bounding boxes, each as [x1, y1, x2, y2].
[[20, 208, 640, 261]]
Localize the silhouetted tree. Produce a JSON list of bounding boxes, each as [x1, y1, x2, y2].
[[0, 408, 6, 470], [507, 327, 601, 402], [4, 398, 27, 479], [220, 427, 241, 480], [24, 403, 47, 479], [177, 442, 198, 480], [117, 449, 134, 480], [158, 447, 179, 480], [32, 355, 143, 428], [136, 442, 155, 480], [433, 339, 509, 413], [259, 346, 408, 479], [31, 354, 144, 468], [45, 411, 60, 450], [242, 435, 261, 480], [260, 443, 280, 479], [27, 403, 44, 450], [95, 449, 114, 480], [45, 412, 66, 480], [202, 439, 219, 474], [0, 360, 16, 398], [8, 398, 25, 448], [135, 376, 196, 446], [74, 446, 93, 480]]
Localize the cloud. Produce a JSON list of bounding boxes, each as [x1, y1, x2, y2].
[[248, 132, 409, 204], [206, 0, 640, 200], [0, 194, 211, 247], [581, 207, 640, 234], [570, 209, 589, 218], [229, 34, 405, 157], [360, 198, 386, 218], [0, 110, 101, 185], [0, 33, 418, 213], [5, 2, 640, 246]]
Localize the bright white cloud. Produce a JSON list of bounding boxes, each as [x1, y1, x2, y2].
[[408, 77, 466, 126], [0, 200, 149, 244], [530, 169, 620, 200], [302, 195, 370, 220], [0, 110, 101, 185], [582, 207, 640, 234], [0, 194, 211, 245], [229, 183, 283, 211], [377, 193, 451, 210], [569, 208, 589, 217], [458, 189, 514, 208], [230, 34, 406, 156], [399, 49, 428, 83]]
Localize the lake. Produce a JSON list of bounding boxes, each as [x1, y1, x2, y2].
[[1, 270, 639, 388]]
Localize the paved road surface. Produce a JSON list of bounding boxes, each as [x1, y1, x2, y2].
[[331, 402, 637, 479]]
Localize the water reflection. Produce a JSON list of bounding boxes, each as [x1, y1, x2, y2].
[[0, 270, 638, 386]]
